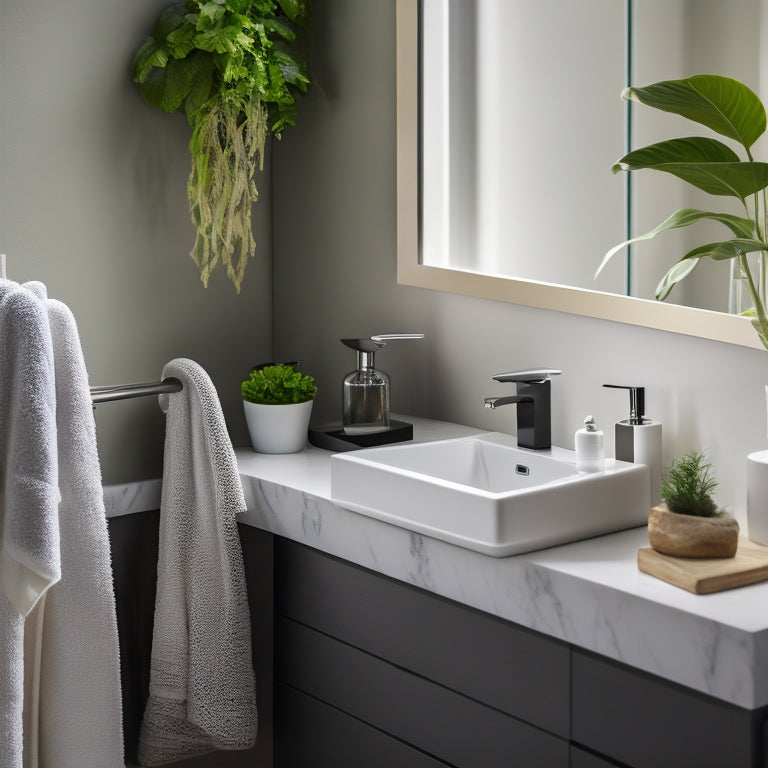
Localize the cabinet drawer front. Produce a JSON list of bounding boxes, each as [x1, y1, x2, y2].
[[570, 745, 624, 768], [275, 538, 569, 736], [276, 616, 569, 768], [572, 651, 758, 768], [276, 683, 450, 768]]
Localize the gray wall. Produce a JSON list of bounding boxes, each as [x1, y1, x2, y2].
[[0, 0, 271, 484], [3, 0, 768, 516], [273, 0, 768, 522]]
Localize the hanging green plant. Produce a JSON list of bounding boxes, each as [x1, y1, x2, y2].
[[132, 0, 310, 293]]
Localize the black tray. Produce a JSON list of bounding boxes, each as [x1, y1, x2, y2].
[[308, 420, 413, 452]]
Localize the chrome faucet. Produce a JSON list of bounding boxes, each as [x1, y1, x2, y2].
[[484, 369, 561, 450]]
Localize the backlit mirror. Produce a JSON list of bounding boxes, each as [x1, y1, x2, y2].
[[396, 0, 765, 348]]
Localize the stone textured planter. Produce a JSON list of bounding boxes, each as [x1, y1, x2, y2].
[[648, 505, 739, 558]]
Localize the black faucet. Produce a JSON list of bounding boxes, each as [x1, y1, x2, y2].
[[484, 369, 562, 450]]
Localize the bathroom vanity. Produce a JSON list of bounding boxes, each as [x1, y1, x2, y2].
[[236, 416, 768, 768]]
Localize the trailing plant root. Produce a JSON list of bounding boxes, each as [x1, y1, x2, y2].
[[188, 96, 267, 293]]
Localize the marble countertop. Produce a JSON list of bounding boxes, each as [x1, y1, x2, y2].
[[236, 415, 768, 711]]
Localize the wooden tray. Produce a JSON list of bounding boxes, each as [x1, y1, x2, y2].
[[638, 536, 768, 594]]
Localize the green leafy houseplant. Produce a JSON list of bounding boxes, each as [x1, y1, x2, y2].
[[597, 75, 768, 349], [659, 450, 719, 518], [241, 363, 316, 405], [133, 0, 310, 293]]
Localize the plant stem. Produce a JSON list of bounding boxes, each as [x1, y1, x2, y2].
[[761, 190, 768, 303], [741, 251, 768, 348], [747, 144, 768, 312], [735, 193, 768, 347]]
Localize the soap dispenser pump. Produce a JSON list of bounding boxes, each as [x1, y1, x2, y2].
[[341, 333, 423, 435], [604, 384, 663, 506]]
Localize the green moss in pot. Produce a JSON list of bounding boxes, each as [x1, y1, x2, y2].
[[649, 450, 739, 558], [241, 364, 317, 453]]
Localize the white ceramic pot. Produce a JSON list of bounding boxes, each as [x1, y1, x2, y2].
[[243, 399, 313, 454], [747, 450, 768, 545]]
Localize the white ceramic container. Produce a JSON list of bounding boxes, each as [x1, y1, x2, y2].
[[747, 449, 768, 545], [243, 399, 313, 454]]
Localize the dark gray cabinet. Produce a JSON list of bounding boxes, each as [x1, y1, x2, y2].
[[275, 683, 449, 768], [274, 538, 569, 767], [276, 617, 566, 767], [572, 650, 764, 768], [274, 534, 570, 735], [272, 537, 768, 768], [569, 746, 625, 768]]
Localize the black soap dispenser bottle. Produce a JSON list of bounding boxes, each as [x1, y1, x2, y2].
[[341, 334, 423, 435]]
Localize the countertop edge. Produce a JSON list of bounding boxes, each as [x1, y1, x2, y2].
[[104, 415, 768, 710], [238, 463, 768, 711]]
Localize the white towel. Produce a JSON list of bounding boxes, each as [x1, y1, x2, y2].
[[138, 358, 256, 766], [0, 280, 59, 768], [24, 284, 124, 768]]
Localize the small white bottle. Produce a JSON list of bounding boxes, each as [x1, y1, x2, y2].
[[575, 415, 605, 472]]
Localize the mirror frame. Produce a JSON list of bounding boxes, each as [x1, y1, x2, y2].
[[395, 0, 761, 350]]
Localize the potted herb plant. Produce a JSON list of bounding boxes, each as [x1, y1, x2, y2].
[[648, 450, 739, 558], [132, 0, 310, 293], [241, 363, 317, 453], [597, 74, 768, 349]]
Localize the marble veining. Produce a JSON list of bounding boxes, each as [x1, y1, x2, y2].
[[103, 480, 161, 517], [236, 416, 768, 710], [102, 421, 768, 707]]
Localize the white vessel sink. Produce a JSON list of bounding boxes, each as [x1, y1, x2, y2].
[[330, 432, 650, 556]]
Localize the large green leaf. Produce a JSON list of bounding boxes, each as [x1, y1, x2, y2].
[[166, 23, 197, 59], [140, 56, 199, 112], [655, 258, 701, 301], [184, 55, 217, 123], [612, 136, 739, 170], [132, 39, 168, 83], [613, 137, 768, 199], [623, 75, 766, 151], [277, 0, 308, 25], [263, 17, 296, 42], [595, 208, 755, 278], [677, 238, 768, 261], [654, 238, 768, 300], [152, 2, 189, 44]]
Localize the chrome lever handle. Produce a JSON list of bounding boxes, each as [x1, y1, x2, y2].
[[491, 368, 561, 384]]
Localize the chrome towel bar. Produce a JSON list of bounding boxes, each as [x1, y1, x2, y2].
[[90, 377, 183, 405]]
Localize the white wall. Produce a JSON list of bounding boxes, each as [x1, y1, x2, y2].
[[0, 0, 272, 483], [273, 0, 768, 523]]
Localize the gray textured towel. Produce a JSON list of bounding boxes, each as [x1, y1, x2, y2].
[[138, 358, 256, 766]]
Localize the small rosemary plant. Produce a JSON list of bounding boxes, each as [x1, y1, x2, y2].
[[659, 450, 719, 517]]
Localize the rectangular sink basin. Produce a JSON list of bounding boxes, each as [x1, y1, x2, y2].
[[331, 432, 650, 556]]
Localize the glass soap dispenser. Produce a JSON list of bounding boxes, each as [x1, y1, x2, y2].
[[341, 334, 424, 435]]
